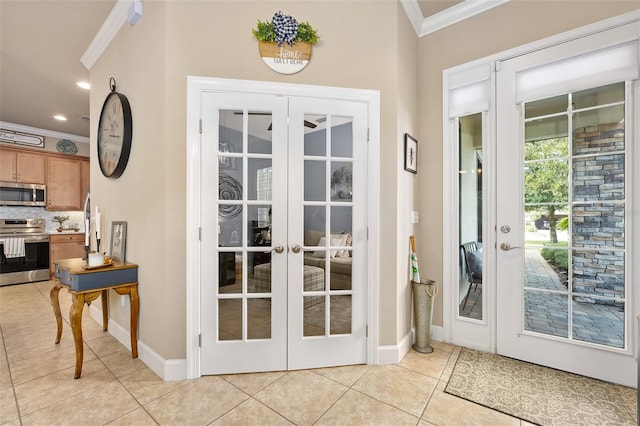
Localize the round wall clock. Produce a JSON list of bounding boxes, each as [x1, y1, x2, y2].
[[97, 78, 132, 178]]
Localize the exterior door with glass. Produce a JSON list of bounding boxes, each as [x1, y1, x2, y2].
[[200, 91, 367, 374], [496, 37, 637, 386]]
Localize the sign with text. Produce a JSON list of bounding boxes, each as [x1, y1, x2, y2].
[[0, 129, 45, 148], [258, 41, 311, 75]]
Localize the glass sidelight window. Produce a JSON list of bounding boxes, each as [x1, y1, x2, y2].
[[458, 113, 483, 320]]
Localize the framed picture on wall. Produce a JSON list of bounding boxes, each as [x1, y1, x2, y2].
[[404, 133, 418, 174], [110, 221, 128, 262]]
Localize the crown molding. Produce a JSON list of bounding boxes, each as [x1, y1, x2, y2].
[[81, 0, 133, 70], [403, 0, 512, 38], [400, 0, 426, 36], [0, 121, 90, 144]]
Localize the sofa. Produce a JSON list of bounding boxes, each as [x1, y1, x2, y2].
[[303, 230, 352, 290]]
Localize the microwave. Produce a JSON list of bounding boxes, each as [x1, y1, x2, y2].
[[0, 181, 46, 206]]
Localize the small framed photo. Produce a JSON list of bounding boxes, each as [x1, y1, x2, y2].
[[404, 133, 418, 174], [110, 221, 127, 262]]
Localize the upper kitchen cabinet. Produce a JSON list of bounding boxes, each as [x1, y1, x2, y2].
[[46, 156, 84, 211], [0, 148, 46, 184]]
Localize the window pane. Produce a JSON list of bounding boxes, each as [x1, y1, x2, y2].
[[572, 82, 624, 110], [458, 113, 483, 320], [573, 105, 624, 155], [524, 94, 568, 119], [330, 116, 353, 158]]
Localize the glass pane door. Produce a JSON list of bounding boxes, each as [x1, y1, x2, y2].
[[287, 97, 367, 370], [201, 92, 288, 374], [522, 83, 626, 349]]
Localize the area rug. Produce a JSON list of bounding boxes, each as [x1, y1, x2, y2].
[[444, 348, 637, 426]]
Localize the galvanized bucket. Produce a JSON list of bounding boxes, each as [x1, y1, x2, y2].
[[412, 279, 438, 353]]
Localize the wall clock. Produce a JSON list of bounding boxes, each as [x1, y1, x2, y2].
[[97, 78, 132, 178]]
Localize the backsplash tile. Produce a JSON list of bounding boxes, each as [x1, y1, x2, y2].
[[0, 206, 85, 233]]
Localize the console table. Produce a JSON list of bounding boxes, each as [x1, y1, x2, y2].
[[50, 258, 139, 379]]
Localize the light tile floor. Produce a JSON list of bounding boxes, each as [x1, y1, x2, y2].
[[0, 280, 538, 425]]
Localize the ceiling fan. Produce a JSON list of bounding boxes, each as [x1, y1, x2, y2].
[[233, 111, 317, 130]]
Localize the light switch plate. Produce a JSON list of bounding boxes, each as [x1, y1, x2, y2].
[[411, 211, 419, 224]]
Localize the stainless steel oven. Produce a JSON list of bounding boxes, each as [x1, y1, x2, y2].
[[0, 218, 50, 286]]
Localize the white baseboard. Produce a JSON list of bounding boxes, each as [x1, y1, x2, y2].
[[89, 306, 187, 381], [89, 306, 445, 378], [376, 324, 445, 365]]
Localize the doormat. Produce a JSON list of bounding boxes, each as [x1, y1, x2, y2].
[[444, 348, 636, 426]]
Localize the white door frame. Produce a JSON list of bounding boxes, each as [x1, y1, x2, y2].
[[185, 77, 380, 379], [443, 11, 640, 357]]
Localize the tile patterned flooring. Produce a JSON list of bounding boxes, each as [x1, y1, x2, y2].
[[0, 281, 538, 425]]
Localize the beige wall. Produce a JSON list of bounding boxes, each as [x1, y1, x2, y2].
[[89, 0, 638, 364], [91, 0, 414, 360], [418, 1, 639, 326]]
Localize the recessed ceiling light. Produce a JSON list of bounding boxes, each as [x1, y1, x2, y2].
[[54, 115, 67, 121], [76, 81, 90, 90]]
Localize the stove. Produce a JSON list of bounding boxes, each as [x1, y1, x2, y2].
[[0, 218, 50, 286]]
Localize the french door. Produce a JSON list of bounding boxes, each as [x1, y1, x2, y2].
[[496, 31, 637, 386], [200, 91, 368, 374]]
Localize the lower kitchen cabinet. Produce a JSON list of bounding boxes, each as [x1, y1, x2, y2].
[[50, 233, 85, 277]]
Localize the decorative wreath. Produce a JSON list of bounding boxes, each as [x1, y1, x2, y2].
[[252, 11, 319, 46]]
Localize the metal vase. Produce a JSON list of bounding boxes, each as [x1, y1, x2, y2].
[[412, 279, 437, 353]]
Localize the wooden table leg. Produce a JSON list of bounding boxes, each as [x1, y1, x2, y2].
[[129, 285, 139, 358], [50, 281, 63, 344], [69, 293, 85, 379], [101, 290, 109, 331]]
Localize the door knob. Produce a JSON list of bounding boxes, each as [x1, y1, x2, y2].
[[291, 244, 301, 253], [500, 242, 521, 251], [273, 244, 285, 254]]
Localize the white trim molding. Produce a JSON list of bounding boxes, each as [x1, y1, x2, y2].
[[402, 0, 512, 38], [186, 77, 380, 378], [81, 0, 134, 70], [0, 121, 89, 144]]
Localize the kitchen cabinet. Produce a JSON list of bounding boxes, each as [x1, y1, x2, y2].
[[0, 148, 46, 183], [46, 157, 83, 210], [49, 233, 86, 277]]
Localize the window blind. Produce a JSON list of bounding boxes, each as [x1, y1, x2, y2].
[[447, 63, 491, 118], [516, 41, 638, 104]]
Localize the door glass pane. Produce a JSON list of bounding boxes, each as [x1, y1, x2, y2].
[[524, 290, 568, 338], [330, 295, 351, 335], [219, 109, 243, 154], [219, 251, 241, 294], [331, 162, 352, 201], [248, 111, 272, 154], [304, 114, 326, 156], [219, 299, 242, 340], [458, 113, 483, 320], [522, 83, 626, 349], [248, 159, 272, 201], [330, 116, 353, 158], [304, 297, 325, 336], [524, 94, 567, 119], [247, 298, 271, 339], [304, 160, 325, 201]]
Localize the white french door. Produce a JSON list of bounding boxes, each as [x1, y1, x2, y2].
[[199, 90, 368, 374], [495, 27, 638, 386]]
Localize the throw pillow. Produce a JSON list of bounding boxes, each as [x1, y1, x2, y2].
[[467, 250, 483, 280], [336, 233, 352, 257]]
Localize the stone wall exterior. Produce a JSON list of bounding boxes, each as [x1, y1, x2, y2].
[[571, 122, 625, 300]]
